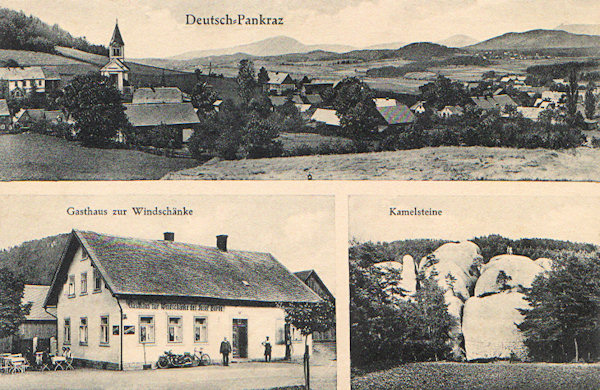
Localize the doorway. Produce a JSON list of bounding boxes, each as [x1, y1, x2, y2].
[[232, 319, 248, 358]]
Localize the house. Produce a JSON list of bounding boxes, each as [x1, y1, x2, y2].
[[303, 94, 323, 105], [470, 95, 517, 112], [516, 106, 545, 121], [43, 230, 322, 370], [373, 98, 398, 108], [14, 109, 66, 128], [376, 104, 416, 131], [0, 66, 61, 98], [131, 87, 183, 104], [410, 101, 427, 114], [268, 96, 289, 108], [301, 81, 333, 96], [266, 71, 295, 95], [0, 99, 11, 131], [123, 102, 200, 143], [100, 21, 130, 93], [212, 100, 223, 112], [0, 285, 57, 353], [541, 91, 565, 104], [310, 108, 340, 127], [438, 105, 464, 118], [294, 270, 335, 342]]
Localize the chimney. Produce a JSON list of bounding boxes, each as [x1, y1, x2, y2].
[[216, 235, 228, 251], [163, 232, 174, 241]]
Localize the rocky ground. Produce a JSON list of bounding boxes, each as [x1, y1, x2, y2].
[[163, 146, 600, 181]]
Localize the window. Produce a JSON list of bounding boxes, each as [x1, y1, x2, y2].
[[79, 317, 88, 346], [80, 272, 87, 295], [81, 249, 88, 260], [139, 316, 155, 343], [100, 316, 109, 345], [93, 269, 102, 292], [167, 317, 182, 343], [112, 47, 121, 57], [194, 317, 208, 343], [64, 318, 71, 345], [68, 275, 75, 297]]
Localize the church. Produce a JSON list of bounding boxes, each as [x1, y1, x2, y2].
[[100, 21, 129, 93]]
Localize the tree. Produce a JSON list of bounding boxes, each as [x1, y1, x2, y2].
[[281, 299, 335, 389], [565, 70, 579, 120], [191, 82, 218, 118], [0, 268, 31, 339], [236, 59, 257, 105], [58, 72, 130, 147], [332, 77, 380, 139], [518, 254, 600, 362], [257, 67, 270, 92], [419, 75, 469, 110], [584, 82, 596, 120], [239, 117, 282, 159], [496, 270, 512, 291]]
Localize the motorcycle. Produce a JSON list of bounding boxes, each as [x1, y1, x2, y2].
[[157, 350, 194, 369]]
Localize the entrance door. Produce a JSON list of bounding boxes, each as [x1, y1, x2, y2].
[[232, 319, 248, 358]]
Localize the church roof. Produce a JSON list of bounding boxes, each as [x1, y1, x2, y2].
[[110, 22, 124, 46]]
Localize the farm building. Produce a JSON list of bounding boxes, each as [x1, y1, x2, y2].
[[373, 98, 398, 108], [43, 230, 321, 370], [516, 106, 545, 121], [438, 105, 464, 119], [131, 87, 183, 104], [123, 102, 200, 143], [311, 108, 340, 127], [0, 66, 60, 98], [14, 109, 66, 128], [293, 270, 335, 342], [0, 99, 11, 131], [0, 285, 57, 353], [266, 71, 295, 95], [375, 104, 416, 131], [470, 95, 517, 112], [410, 101, 427, 114], [301, 81, 333, 96]]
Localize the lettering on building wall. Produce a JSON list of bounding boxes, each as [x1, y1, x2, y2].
[[126, 299, 224, 312]]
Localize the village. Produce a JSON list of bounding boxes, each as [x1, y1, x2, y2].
[[0, 15, 599, 180]]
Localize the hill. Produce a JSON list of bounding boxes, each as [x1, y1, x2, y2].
[[556, 24, 600, 36], [0, 233, 70, 285], [0, 7, 107, 55], [171, 35, 355, 59], [467, 29, 600, 50]]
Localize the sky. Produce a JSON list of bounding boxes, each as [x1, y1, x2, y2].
[[2, 0, 600, 57], [350, 195, 600, 246], [0, 195, 336, 291]]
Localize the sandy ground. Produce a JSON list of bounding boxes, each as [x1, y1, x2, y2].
[[164, 146, 600, 181]]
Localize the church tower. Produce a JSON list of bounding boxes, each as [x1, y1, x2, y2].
[[109, 20, 125, 61], [100, 20, 129, 93]]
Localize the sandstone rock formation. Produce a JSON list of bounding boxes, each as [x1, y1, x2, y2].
[[535, 257, 553, 272], [474, 254, 544, 297]]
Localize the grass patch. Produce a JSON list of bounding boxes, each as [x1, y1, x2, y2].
[[0, 132, 198, 180], [352, 362, 600, 390]]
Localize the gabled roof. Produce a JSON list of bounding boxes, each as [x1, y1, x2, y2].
[[311, 108, 340, 126], [410, 101, 426, 110], [267, 71, 293, 85], [373, 98, 398, 107], [471, 95, 516, 110], [15, 109, 65, 123], [100, 58, 129, 72], [0, 66, 45, 80], [441, 105, 464, 115], [303, 94, 322, 105], [132, 87, 183, 104], [269, 96, 289, 107], [294, 270, 334, 301], [0, 99, 9, 117], [23, 285, 55, 321], [110, 22, 125, 46], [45, 230, 321, 306], [376, 104, 416, 125], [124, 102, 200, 127]]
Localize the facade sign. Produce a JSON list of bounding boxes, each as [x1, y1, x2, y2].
[[125, 299, 224, 312]]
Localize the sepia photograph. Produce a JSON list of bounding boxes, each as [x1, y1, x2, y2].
[[0, 1, 599, 180], [0, 195, 337, 389], [349, 194, 600, 389]]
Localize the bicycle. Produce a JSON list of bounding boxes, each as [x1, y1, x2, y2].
[[191, 347, 211, 366]]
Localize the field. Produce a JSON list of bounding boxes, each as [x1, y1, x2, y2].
[[0, 49, 85, 66], [351, 362, 600, 390], [164, 145, 600, 180], [0, 133, 198, 180], [278, 132, 352, 151]]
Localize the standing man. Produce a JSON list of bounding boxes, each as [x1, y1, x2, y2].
[[220, 337, 232, 366], [262, 336, 272, 362]]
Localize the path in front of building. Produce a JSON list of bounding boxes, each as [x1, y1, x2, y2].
[[0, 360, 336, 390]]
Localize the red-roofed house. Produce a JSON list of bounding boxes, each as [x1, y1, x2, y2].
[[44, 230, 322, 370]]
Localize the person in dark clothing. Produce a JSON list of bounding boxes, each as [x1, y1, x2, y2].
[[262, 336, 272, 362], [220, 337, 232, 366]]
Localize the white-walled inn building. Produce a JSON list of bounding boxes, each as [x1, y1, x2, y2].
[[44, 230, 322, 370]]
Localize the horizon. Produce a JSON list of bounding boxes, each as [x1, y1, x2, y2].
[[1, 0, 599, 58]]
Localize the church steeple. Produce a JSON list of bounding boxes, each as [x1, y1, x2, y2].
[[109, 20, 124, 60]]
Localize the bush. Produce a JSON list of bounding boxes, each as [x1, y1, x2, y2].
[[239, 118, 283, 159], [591, 137, 600, 148]]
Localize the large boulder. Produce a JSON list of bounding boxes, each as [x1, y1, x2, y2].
[[462, 291, 530, 360], [420, 241, 483, 301], [444, 290, 465, 359], [399, 255, 417, 296], [475, 255, 544, 297]]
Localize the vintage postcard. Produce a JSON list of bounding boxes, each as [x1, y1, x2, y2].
[[0, 194, 337, 389], [349, 193, 600, 389], [0, 1, 599, 180]]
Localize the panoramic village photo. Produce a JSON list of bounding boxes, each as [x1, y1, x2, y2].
[[1, 0, 600, 180], [0, 195, 337, 389], [349, 194, 600, 389]]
